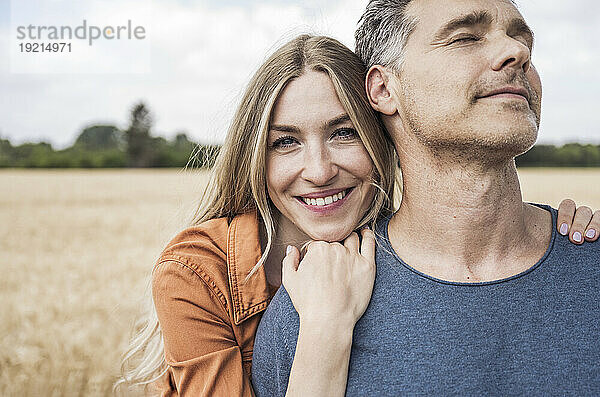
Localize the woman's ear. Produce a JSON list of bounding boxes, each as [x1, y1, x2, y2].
[[366, 65, 397, 116]]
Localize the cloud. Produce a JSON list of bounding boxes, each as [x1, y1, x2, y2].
[[517, 0, 600, 143]]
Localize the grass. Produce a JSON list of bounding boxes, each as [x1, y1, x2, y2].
[[0, 169, 208, 396]]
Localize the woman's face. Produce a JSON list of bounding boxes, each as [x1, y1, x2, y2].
[[266, 70, 375, 242]]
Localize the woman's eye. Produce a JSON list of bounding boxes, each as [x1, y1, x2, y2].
[[271, 136, 298, 148], [332, 128, 358, 140]]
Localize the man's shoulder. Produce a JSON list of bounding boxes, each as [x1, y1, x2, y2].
[[253, 288, 297, 396], [552, 232, 600, 262], [253, 284, 299, 383], [263, 285, 299, 328], [254, 284, 301, 361], [544, 228, 600, 294], [529, 203, 599, 265]]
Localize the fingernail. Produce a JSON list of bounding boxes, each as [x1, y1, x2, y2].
[[286, 245, 292, 255], [586, 229, 596, 239], [559, 223, 568, 235], [573, 231, 582, 243]]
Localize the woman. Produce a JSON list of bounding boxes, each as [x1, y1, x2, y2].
[[117, 34, 599, 396]]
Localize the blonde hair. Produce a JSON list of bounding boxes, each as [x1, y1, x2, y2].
[[116, 34, 400, 394]]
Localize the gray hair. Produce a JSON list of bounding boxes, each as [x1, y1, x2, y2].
[[355, 0, 419, 71], [355, 0, 521, 71]]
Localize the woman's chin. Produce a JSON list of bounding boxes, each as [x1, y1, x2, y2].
[[305, 227, 354, 243]]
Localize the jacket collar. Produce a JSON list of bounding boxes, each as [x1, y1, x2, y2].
[[226, 211, 273, 325]]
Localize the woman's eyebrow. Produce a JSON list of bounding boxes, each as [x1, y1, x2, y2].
[[269, 124, 300, 133], [325, 114, 351, 129], [269, 114, 350, 132]]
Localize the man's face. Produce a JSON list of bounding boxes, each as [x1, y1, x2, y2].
[[393, 0, 542, 157]]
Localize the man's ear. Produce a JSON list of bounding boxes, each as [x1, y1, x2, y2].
[[366, 65, 397, 116]]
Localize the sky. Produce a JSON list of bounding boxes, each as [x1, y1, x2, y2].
[[0, 0, 599, 149]]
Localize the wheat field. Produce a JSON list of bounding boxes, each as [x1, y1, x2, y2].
[[1, 168, 599, 396]]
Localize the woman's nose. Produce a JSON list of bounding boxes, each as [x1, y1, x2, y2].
[[301, 146, 338, 186]]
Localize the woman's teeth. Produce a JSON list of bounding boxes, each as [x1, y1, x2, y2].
[[301, 190, 347, 206]]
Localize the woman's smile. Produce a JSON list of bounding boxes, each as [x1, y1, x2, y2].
[[295, 187, 354, 214]]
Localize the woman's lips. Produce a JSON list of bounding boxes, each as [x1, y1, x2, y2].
[[299, 187, 348, 199], [295, 188, 354, 213]]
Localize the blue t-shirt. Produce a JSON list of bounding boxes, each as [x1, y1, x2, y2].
[[251, 205, 600, 396]]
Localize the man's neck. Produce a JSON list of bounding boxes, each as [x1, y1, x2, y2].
[[389, 143, 552, 283]]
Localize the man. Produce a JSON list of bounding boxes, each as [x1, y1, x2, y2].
[[252, 0, 600, 395]]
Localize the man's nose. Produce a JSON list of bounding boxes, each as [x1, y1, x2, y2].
[[490, 34, 531, 74], [301, 146, 338, 186]]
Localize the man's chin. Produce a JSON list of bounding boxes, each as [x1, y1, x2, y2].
[[473, 133, 538, 162], [420, 128, 538, 164]]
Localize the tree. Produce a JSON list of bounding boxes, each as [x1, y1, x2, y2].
[[125, 102, 154, 167], [174, 133, 194, 151], [516, 143, 600, 167], [74, 125, 124, 150], [0, 137, 14, 167]]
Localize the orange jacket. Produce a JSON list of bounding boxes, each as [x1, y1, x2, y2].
[[152, 211, 277, 396]]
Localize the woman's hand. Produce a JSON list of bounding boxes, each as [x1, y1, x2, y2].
[[556, 199, 599, 244], [281, 228, 376, 397], [282, 228, 376, 328]]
